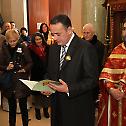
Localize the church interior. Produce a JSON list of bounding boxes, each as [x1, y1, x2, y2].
[[0, 0, 126, 126]]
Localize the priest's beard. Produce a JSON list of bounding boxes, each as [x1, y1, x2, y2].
[[122, 36, 126, 47], [122, 36, 126, 41], [124, 41, 126, 47]]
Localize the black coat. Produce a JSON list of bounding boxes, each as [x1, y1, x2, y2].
[[29, 45, 49, 81], [29, 44, 50, 108], [82, 35, 105, 101], [82, 35, 105, 74], [0, 43, 32, 98], [47, 35, 99, 126]]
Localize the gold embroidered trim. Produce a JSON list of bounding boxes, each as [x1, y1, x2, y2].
[[99, 78, 120, 83], [97, 105, 106, 125], [109, 54, 126, 59], [108, 95, 111, 126], [112, 111, 117, 118], [118, 100, 122, 126], [120, 79, 126, 84], [102, 68, 125, 74]]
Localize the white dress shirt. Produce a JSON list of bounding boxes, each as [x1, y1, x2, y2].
[[60, 32, 75, 58], [59, 32, 75, 96]]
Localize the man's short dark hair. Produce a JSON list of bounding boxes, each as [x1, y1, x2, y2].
[[50, 14, 72, 28], [20, 27, 27, 33], [10, 21, 15, 24]]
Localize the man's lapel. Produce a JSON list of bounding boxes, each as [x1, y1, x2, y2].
[[55, 45, 61, 71]]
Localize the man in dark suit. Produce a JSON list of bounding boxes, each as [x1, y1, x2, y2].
[[42, 14, 98, 126]]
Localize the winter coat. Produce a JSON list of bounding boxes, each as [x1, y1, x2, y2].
[[0, 42, 32, 98]]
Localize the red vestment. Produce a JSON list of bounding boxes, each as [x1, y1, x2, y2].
[[97, 43, 126, 126]]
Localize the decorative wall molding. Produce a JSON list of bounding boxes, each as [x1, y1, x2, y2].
[[111, 3, 126, 11], [103, 0, 126, 53]]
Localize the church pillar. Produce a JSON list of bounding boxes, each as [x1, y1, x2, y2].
[[82, 0, 106, 42]]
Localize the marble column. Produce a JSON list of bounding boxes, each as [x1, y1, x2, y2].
[[82, 0, 106, 42]]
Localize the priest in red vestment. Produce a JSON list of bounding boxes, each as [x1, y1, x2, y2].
[[97, 19, 126, 126]]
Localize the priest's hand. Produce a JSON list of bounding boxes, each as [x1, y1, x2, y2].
[[48, 79, 69, 93], [109, 88, 125, 100]]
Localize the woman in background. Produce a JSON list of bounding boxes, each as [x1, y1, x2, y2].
[[29, 32, 50, 120], [0, 29, 32, 126], [39, 23, 49, 42]]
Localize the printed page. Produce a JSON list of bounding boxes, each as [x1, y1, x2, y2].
[[19, 79, 38, 90], [19, 79, 60, 93]]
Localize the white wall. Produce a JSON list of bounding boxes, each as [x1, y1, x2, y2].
[[71, 0, 82, 36], [11, 0, 24, 30], [1, 0, 27, 30], [0, 0, 1, 14], [23, 0, 28, 29], [1, 0, 11, 22]]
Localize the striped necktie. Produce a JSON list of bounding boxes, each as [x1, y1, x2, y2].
[[60, 45, 67, 70]]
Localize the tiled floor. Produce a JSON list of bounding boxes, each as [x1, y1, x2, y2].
[[0, 106, 50, 126]]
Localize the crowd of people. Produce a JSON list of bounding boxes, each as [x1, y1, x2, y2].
[[0, 14, 125, 126], [0, 21, 51, 126]]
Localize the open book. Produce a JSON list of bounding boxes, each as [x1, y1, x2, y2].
[[19, 79, 60, 93]]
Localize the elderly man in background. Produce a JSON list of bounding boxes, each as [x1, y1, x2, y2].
[[82, 23, 105, 105], [82, 23, 105, 73], [1, 22, 11, 36]]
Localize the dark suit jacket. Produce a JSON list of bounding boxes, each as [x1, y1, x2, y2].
[[47, 34, 98, 126]]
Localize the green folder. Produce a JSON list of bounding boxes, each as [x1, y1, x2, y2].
[[19, 79, 60, 93]]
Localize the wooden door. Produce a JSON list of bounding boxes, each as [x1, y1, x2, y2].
[[112, 11, 126, 47], [27, 0, 71, 36], [49, 0, 71, 21], [27, 0, 49, 35], [103, 0, 126, 52]]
